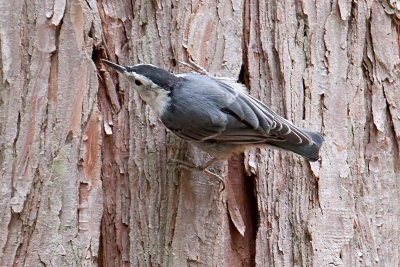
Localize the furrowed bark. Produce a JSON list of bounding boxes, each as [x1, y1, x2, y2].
[[0, 0, 399, 266]]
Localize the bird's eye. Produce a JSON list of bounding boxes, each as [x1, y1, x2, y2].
[[135, 80, 142, 86]]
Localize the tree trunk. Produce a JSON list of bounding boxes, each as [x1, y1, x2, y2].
[[1, 0, 399, 266]]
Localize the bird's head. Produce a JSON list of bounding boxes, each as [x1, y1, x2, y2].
[[102, 59, 180, 114]]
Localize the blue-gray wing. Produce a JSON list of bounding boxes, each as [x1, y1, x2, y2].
[[160, 73, 314, 146]]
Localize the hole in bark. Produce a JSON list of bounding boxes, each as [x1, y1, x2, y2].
[[65, 130, 73, 144], [92, 48, 101, 62], [98, 220, 104, 267], [238, 63, 249, 85], [227, 154, 258, 266], [302, 78, 306, 120]]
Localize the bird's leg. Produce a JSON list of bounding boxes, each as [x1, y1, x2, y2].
[[168, 159, 198, 170], [178, 59, 238, 83], [198, 157, 220, 170], [178, 59, 210, 76], [168, 158, 226, 191], [168, 157, 218, 171]]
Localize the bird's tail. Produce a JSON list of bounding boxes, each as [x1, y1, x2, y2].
[[267, 129, 324, 162]]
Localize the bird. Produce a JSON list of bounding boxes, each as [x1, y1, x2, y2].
[[101, 59, 323, 170]]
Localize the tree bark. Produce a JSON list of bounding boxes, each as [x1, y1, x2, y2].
[[1, 0, 399, 266]]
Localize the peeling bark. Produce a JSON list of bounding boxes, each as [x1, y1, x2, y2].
[[1, 0, 399, 266]]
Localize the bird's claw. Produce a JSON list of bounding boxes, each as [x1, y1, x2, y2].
[[168, 159, 203, 171], [168, 159, 226, 191], [178, 59, 210, 76]]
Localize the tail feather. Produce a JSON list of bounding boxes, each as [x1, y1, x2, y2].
[[267, 129, 324, 161]]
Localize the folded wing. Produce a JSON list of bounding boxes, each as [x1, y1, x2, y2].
[[160, 73, 323, 160]]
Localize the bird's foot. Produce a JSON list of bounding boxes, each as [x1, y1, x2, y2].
[[178, 59, 237, 82], [178, 58, 210, 76], [168, 158, 226, 191], [168, 159, 203, 171]]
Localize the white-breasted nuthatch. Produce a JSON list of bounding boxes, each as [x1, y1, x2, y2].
[[101, 59, 323, 164]]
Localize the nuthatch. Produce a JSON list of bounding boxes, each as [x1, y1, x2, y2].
[[101, 59, 323, 167]]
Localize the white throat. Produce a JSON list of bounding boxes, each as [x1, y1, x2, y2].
[[138, 88, 170, 115], [125, 72, 171, 115]]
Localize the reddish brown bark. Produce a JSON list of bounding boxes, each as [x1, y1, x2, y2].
[[1, 0, 399, 266]]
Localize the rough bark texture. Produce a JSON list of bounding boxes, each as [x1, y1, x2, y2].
[[0, 0, 399, 266]]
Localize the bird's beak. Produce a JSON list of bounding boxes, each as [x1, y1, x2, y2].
[[101, 59, 127, 73]]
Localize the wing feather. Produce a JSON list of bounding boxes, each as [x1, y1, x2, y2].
[[214, 79, 314, 146], [161, 73, 315, 148]]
